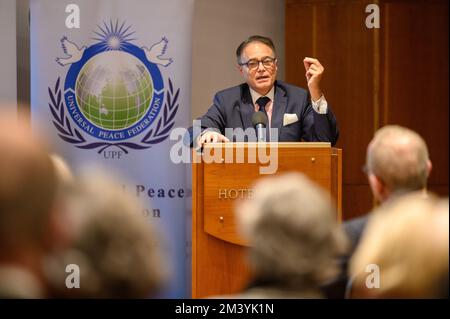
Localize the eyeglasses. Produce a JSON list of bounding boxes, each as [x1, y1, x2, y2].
[[239, 57, 277, 70]]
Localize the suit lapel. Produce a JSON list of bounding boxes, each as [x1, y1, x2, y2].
[[271, 82, 287, 141], [239, 84, 255, 129]]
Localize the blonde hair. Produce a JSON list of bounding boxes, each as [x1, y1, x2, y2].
[[349, 193, 449, 298]]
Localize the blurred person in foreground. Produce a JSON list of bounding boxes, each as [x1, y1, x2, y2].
[[0, 110, 64, 298], [349, 193, 448, 298], [324, 125, 433, 298], [226, 173, 347, 298], [45, 172, 167, 298], [344, 125, 432, 252]]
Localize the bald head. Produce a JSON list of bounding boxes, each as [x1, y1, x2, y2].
[[366, 125, 430, 195], [0, 111, 57, 249]]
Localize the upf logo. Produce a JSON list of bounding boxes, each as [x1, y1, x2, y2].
[[49, 20, 180, 157]]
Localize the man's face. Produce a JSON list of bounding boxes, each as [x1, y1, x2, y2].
[[239, 42, 278, 95]]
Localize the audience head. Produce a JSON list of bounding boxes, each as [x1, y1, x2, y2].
[[365, 125, 431, 202], [0, 111, 59, 255], [236, 35, 278, 95], [0, 110, 66, 298], [236, 35, 277, 64], [349, 193, 449, 298], [46, 172, 167, 298], [237, 173, 348, 292]]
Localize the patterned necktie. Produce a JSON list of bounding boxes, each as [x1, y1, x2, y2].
[[256, 96, 271, 141]]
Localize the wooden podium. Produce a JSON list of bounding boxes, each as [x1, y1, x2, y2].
[[192, 142, 342, 298]]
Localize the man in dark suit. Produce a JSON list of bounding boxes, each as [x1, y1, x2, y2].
[[193, 35, 339, 147]]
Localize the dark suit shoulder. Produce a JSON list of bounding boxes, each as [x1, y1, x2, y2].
[[275, 80, 308, 97], [343, 215, 370, 252], [214, 81, 308, 100]]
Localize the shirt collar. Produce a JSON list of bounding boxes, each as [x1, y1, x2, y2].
[[249, 86, 275, 105]]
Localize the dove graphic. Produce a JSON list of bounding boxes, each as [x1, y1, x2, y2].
[[142, 37, 174, 67], [56, 36, 87, 66]]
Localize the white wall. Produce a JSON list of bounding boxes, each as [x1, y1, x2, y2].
[[191, 0, 285, 119], [0, 0, 17, 109]]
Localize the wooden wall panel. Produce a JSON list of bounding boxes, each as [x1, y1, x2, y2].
[[342, 185, 374, 220], [314, 2, 376, 185], [286, 4, 313, 88], [381, 2, 449, 188], [286, 0, 377, 220], [429, 185, 450, 198], [286, 0, 449, 220]]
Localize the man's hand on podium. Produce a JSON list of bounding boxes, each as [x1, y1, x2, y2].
[[196, 131, 230, 150]]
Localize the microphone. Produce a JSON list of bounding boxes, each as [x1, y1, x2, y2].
[[252, 111, 268, 142]]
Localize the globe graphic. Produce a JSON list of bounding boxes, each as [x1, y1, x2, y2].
[[75, 50, 153, 130]]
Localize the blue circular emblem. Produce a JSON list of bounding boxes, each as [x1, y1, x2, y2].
[[63, 42, 164, 141]]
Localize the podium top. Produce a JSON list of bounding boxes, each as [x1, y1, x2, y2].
[[202, 142, 331, 149]]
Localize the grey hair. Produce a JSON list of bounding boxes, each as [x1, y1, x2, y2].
[[237, 173, 348, 287], [366, 125, 430, 191], [236, 35, 276, 64], [46, 171, 167, 298]]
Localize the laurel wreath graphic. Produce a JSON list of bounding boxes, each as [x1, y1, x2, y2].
[[48, 77, 179, 153]]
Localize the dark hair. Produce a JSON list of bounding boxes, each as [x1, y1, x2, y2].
[[236, 35, 276, 63]]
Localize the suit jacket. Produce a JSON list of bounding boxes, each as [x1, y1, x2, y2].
[[320, 214, 370, 299], [342, 215, 370, 254], [190, 80, 339, 146]]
